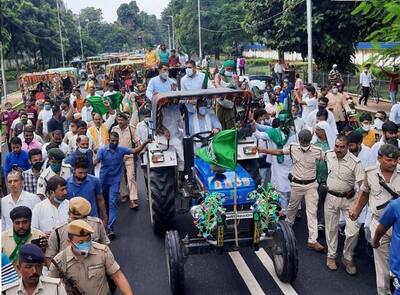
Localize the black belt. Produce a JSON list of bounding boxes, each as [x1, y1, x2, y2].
[[288, 173, 316, 185], [328, 189, 355, 199]]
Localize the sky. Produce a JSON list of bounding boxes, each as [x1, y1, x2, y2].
[[66, 0, 170, 22]]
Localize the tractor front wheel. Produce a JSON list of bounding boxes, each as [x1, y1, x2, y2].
[[271, 220, 298, 283], [165, 230, 185, 294]]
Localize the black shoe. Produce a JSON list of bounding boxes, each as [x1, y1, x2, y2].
[[107, 229, 116, 240]]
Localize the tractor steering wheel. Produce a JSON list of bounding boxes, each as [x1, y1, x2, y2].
[[192, 131, 214, 143]]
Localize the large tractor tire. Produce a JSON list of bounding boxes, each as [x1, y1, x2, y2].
[[271, 220, 298, 283], [150, 167, 177, 235], [165, 230, 185, 294]]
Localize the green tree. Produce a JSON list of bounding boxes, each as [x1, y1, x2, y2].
[[352, 0, 400, 59], [243, 0, 368, 69]]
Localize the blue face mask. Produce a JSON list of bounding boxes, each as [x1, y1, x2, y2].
[[109, 143, 118, 150], [44, 105, 51, 110], [74, 241, 92, 256], [50, 163, 62, 173], [198, 106, 207, 116]]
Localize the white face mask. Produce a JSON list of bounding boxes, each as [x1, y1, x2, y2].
[[78, 147, 88, 154], [224, 71, 233, 77], [185, 68, 193, 77], [144, 117, 151, 123], [332, 88, 338, 94], [362, 124, 371, 131]]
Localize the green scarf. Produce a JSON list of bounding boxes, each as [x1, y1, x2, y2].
[[266, 128, 290, 164], [9, 231, 31, 261]]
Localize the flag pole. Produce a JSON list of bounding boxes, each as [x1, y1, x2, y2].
[[233, 169, 239, 248]]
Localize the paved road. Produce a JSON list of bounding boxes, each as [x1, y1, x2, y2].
[[110, 167, 377, 295]]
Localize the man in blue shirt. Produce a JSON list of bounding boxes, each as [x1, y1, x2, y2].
[[94, 131, 149, 236], [145, 63, 176, 101], [66, 157, 107, 226], [372, 198, 400, 295], [3, 137, 30, 177]]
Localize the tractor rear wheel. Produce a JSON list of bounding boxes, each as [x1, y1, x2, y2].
[[271, 220, 298, 283], [150, 167, 177, 235]]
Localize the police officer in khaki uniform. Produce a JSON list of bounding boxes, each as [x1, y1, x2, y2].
[[350, 144, 400, 295], [37, 148, 71, 199], [3, 244, 67, 295], [49, 220, 133, 295], [111, 112, 141, 209], [259, 129, 325, 252], [325, 135, 364, 274], [45, 197, 110, 266]]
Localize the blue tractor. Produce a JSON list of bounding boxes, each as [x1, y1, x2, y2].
[[145, 89, 298, 294]]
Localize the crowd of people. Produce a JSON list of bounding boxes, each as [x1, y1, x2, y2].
[[1, 41, 400, 295]]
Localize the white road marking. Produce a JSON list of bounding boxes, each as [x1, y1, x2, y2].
[[229, 251, 266, 295], [256, 248, 298, 295]]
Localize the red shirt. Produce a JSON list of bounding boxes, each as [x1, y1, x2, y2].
[[383, 69, 399, 92], [168, 56, 180, 67], [0, 110, 19, 133], [25, 106, 38, 126]]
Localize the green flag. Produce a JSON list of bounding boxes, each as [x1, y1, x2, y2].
[[87, 95, 108, 115], [104, 91, 123, 110], [196, 129, 238, 170]]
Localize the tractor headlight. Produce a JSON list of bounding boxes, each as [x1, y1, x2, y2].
[[190, 205, 202, 219], [243, 146, 257, 155], [151, 152, 164, 163]]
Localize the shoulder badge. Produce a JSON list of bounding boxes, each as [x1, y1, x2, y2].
[[92, 241, 107, 251], [87, 216, 102, 224], [41, 276, 62, 285]]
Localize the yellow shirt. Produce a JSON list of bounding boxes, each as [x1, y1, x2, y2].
[[362, 129, 378, 148], [144, 50, 160, 68]]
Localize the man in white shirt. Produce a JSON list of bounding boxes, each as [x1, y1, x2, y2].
[[274, 60, 284, 83], [181, 60, 206, 91], [371, 121, 399, 159], [306, 96, 338, 135], [389, 103, 400, 125], [359, 66, 373, 106], [42, 130, 69, 160], [32, 176, 69, 234], [146, 64, 176, 101], [36, 102, 53, 138], [1, 170, 41, 231]]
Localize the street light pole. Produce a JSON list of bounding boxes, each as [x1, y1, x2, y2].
[[306, 0, 313, 83], [164, 24, 171, 50], [0, 41, 7, 102], [56, 0, 65, 67], [198, 0, 202, 59], [78, 15, 84, 59], [168, 16, 175, 49]]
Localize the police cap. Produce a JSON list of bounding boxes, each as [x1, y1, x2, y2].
[[69, 197, 91, 217], [10, 206, 32, 221], [47, 148, 65, 161], [67, 220, 94, 236], [378, 143, 400, 159], [19, 244, 44, 264]]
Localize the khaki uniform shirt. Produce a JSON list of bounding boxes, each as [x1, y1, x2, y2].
[[36, 165, 72, 197], [49, 242, 120, 295], [326, 151, 364, 192], [326, 92, 351, 122], [2, 229, 45, 267], [45, 217, 110, 259], [361, 164, 400, 217], [2, 277, 67, 295], [111, 125, 140, 160], [284, 143, 323, 181]]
